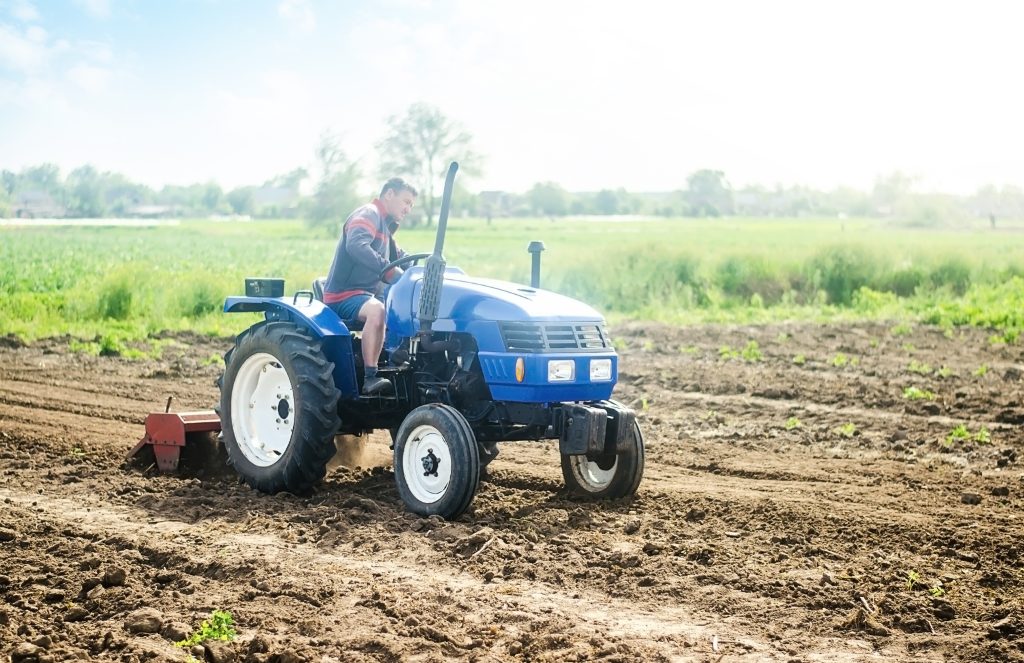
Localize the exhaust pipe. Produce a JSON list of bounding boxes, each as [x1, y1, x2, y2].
[[418, 161, 459, 352]]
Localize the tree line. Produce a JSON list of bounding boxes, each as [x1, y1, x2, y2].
[[3, 103, 1022, 226]]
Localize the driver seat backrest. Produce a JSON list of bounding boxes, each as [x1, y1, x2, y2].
[[312, 277, 364, 332]]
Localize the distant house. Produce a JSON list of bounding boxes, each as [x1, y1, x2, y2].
[[252, 186, 301, 217], [477, 190, 513, 218], [125, 204, 176, 218], [13, 190, 65, 218]]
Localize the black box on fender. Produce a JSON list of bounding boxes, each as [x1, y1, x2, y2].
[[558, 404, 608, 456], [245, 277, 285, 298]]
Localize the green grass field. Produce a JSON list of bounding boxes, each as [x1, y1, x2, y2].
[[3, 216, 1024, 352]]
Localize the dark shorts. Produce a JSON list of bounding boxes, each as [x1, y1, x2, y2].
[[328, 294, 373, 321]]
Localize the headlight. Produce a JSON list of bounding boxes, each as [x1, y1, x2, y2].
[[590, 358, 612, 381], [547, 359, 575, 382]]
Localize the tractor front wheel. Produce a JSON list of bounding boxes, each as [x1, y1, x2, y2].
[[219, 322, 341, 494], [561, 419, 645, 499], [393, 404, 480, 519]]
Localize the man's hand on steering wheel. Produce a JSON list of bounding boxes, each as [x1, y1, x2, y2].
[[379, 252, 430, 283]]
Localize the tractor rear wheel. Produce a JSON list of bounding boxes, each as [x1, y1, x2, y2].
[[218, 322, 341, 494], [393, 404, 480, 519], [561, 419, 645, 499]]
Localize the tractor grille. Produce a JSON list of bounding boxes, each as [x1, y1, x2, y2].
[[500, 322, 610, 352]]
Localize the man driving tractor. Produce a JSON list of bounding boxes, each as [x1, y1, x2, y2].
[[322, 177, 417, 395]]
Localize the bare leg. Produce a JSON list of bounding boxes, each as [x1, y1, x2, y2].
[[358, 298, 386, 371]]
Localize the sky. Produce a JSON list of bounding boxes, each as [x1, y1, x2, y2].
[[1, 0, 1022, 194]]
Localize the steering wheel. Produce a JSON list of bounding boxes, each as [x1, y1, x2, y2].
[[379, 252, 430, 281]]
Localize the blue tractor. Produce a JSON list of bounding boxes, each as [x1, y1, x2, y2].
[[217, 163, 643, 519]]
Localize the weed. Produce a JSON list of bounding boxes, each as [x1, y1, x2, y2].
[[835, 422, 857, 438], [908, 359, 932, 375], [975, 427, 991, 444], [201, 353, 225, 367], [776, 332, 790, 343], [640, 397, 649, 412], [902, 343, 916, 353], [891, 322, 913, 337], [719, 341, 762, 362], [903, 386, 936, 401], [740, 340, 763, 361], [642, 339, 655, 352], [680, 345, 699, 355], [936, 365, 953, 379], [831, 353, 849, 368], [929, 586, 946, 597], [905, 570, 921, 590], [785, 417, 801, 430], [974, 364, 989, 377], [176, 610, 236, 648], [945, 424, 970, 446], [869, 337, 879, 348], [792, 354, 806, 365]]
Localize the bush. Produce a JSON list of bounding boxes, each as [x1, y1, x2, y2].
[[807, 246, 880, 305], [928, 257, 972, 295], [714, 254, 786, 304]]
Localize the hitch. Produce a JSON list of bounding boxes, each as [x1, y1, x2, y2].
[[127, 407, 221, 472]]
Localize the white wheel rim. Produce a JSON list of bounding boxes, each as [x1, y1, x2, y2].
[[230, 352, 295, 467], [402, 424, 453, 504], [569, 454, 617, 492]]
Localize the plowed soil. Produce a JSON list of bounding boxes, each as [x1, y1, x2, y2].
[[1, 323, 1022, 662]]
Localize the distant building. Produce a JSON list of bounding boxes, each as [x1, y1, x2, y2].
[[13, 191, 65, 218], [252, 186, 301, 217], [125, 204, 176, 218]]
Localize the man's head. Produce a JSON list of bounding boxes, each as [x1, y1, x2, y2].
[[379, 177, 417, 222]]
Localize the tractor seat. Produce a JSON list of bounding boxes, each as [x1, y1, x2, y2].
[[312, 277, 364, 332]]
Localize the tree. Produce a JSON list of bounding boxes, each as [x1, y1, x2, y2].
[[685, 169, 733, 217], [66, 165, 106, 217], [308, 131, 359, 233], [527, 181, 569, 216], [377, 103, 481, 226], [227, 187, 255, 215], [593, 189, 619, 215]]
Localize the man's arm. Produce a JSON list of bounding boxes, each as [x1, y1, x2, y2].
[[344, 218, 387, 272]]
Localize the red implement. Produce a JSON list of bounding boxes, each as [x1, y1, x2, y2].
[[127, 410, 221, 472]]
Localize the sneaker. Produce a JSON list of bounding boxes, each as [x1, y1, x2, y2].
[[362, 376, 393, 395]]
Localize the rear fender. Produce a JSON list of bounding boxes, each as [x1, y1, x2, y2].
[[224, 296, 359, 399]]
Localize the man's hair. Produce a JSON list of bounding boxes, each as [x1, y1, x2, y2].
[[380, 177, 417, 198]]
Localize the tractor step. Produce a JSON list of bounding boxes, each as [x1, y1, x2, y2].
[[127, 410, 221, 472]]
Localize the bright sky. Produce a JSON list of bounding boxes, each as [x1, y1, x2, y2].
[[1, 0, 1022, 194]]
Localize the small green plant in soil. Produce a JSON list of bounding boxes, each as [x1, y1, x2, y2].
[[903, 386, 936, 401], [176, 610, 237, 648], [905, 570, 921, 591], [891, 322, 913, 337], [974, 426, 991, 444], [679, 345, 699, 355], [945, 424, 970, 446], [908, 359, 932, 375], [935, 365, 954, 378], [785, 417, 802, 430], [929, 585, 946, 597], [792, 354, 806, 365], [835, 422, 857, 438], [740, 340, 763, 361], [831, 353, 849, 367], [974, 364, 989, 377]]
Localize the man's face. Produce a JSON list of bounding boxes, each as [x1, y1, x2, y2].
[[384, 188, 416, 222]]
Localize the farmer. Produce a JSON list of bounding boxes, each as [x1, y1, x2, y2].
[[323, 177, 417, 395]]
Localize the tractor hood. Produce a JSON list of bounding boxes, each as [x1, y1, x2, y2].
[[384, 266, 608, 352]]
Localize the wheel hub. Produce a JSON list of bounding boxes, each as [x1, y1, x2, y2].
[[421, 448, 441, 477]]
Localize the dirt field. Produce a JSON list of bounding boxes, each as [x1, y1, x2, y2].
[[1, 322, 1022, 662]]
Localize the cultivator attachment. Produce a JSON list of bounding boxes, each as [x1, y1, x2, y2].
[[127, 405, 221, 472]]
